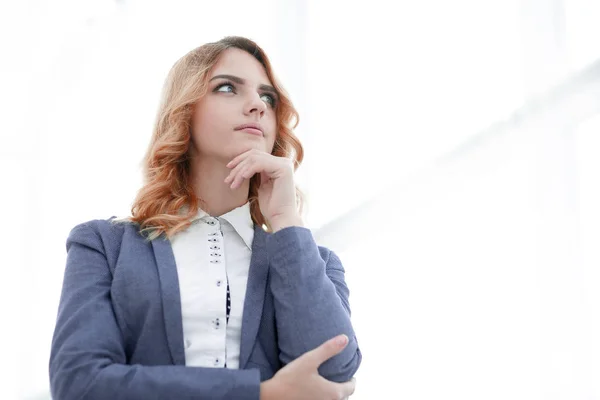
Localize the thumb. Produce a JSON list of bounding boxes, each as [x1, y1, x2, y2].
[[305, 334, 349, 369]]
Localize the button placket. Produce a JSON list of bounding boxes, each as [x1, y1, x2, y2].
[[206, 218, 223, 264], [205, 217, 227, 367], [206, 217, 226, 332]]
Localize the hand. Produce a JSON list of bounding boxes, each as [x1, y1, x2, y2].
[[225, 149, 299, 224], [260, 334, 357, 400]]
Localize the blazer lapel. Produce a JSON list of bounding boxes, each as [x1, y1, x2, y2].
[[151, 234, 186, 366], [239, 224, 270, 369]]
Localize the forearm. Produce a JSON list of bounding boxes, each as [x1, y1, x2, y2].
[[270, 213, 305, 233], [265, 226, 361, 382], [50, 360, 261, 400]]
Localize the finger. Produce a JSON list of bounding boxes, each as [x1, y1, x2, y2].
[[231, 159, 261, 189], [334, 378, 356, 398], [225, 157, 252, 186], [226, 150, 252, 169], [304, 334, 348, 369]]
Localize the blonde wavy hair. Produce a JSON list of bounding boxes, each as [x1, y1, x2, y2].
[[112, 36, 305, 241]]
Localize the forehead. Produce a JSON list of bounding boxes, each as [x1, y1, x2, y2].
[[211, 48, 272, 86]]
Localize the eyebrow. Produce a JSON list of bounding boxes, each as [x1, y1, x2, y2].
[[209, 74, 279, 100]]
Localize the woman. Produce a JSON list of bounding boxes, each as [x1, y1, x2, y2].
[[49, 36, 361, 400]]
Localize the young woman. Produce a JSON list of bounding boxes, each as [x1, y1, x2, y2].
[[49, 36, 361, 400]]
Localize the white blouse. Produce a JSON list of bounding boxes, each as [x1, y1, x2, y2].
[[169, 201, 254, 369]]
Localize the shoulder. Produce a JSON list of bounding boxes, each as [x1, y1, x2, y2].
[[66, 216, 144, 263], [68, 216, 129, 240]]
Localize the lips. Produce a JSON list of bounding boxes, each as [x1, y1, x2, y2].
[[235, 123, 264, 136], [239, 127, 263, 136]]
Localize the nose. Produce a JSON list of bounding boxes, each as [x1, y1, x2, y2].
[[244, 92, 267, 117]]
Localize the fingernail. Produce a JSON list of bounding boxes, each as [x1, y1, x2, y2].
[[337, 335, 348, 346]]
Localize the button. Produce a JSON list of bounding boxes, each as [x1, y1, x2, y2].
[[214, 358, 220, 366], [210, 252, 221, 257], [185, 339, 191, 349], [210, 260, 221, 264], [213, 318, 221, 329], [216, 280, 222, 287], [208, 238, 219, 242], [210, 245, 220, 250]]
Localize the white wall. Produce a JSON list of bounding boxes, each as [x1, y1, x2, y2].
[[331, 110, 600, 399]]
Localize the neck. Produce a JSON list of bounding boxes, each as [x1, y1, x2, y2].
[[190, 155, 250, 217]]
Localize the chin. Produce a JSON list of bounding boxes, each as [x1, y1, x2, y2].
[[242, 141, 268, 153]]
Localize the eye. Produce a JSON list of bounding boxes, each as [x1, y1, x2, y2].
[[215, 82, 235, 93], [261, 93, 277, 108]]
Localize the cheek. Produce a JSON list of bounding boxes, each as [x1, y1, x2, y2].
[[192, 104, 227, 138]]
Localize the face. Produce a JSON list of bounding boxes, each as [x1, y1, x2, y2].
[[190, 48, 278, 163]]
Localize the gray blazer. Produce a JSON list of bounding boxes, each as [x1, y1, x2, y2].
[[49, 217, 361, 399]]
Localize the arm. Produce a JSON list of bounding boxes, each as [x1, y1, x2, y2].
[[265, 224, 362, 383], [49, 223, 261, 400]]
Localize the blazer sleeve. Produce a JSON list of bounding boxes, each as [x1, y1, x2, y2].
[[265, 226, 362, 383], [49, 222, 261, 400]]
